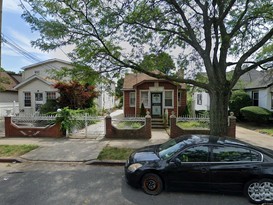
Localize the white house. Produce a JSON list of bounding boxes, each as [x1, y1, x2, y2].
[[14, 59, 116, 114], [14, 59, 72, 114], [0, 71, 21, 116], [192, 69, 273, 112]]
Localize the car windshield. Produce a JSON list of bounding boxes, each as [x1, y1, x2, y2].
[[158, 139, 187, 160]]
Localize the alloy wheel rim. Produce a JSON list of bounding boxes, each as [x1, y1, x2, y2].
[[248, 182, 263, 202], [260, 181, 273, 202]]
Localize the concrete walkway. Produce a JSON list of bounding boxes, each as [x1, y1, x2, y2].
[[0, 111, 272, 163]]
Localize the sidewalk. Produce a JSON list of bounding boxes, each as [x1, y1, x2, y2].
[[0, 122, 272, 164]]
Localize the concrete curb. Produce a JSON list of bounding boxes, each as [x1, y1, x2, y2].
[[0, 158, 22, 163], [86, 160, 126, 166]]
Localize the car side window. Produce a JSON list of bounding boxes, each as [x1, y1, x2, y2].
[[176, 146, 209, 162], [212, 146, 261, 162]]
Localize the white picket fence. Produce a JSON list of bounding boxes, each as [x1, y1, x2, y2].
[[0, 102, 19, 118]]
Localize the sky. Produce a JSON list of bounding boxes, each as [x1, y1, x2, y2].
[[2, 0, 71, 73]]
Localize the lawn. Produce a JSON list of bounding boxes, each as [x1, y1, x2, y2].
[[0, 145, 39, 157], [97, 146, 135, 160], [177, 121, 209, 129]]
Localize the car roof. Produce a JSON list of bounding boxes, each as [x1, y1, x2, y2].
[[176, 134, 251, 147]]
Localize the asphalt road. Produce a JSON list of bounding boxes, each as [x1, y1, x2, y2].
[[0, 162, 252, 205]]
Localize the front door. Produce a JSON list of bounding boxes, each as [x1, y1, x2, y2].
[[151, 93, 162, 117]]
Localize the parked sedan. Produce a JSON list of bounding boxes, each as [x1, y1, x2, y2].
[[124, 135, 273, 204]]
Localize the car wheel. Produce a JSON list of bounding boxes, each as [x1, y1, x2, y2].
[[141, 173, 163, 195], [245, 179, 273, 204], [260, 179, 273, 203]]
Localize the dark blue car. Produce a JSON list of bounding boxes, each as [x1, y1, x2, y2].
[[125, 135, 273, 204]]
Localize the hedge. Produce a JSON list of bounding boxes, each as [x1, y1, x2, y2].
[[240, 106, 272, 123]]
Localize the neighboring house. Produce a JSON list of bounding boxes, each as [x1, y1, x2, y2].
[[0, 71, 21, 116], [14, 59, 116, 114], [14, 59, 72, 114], [193, 69, 273, 112], [96, 81, 116, 111], [122, 72, 187, 117]]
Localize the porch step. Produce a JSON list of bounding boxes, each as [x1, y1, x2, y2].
[[151, 118, 166, 129]]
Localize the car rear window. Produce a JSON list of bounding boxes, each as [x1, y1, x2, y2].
[[212, 146, 261, 162]]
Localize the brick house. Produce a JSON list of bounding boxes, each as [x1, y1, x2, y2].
[[122, 73, 187, 118]]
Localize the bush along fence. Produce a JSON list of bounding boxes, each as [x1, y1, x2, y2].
[[105, 111, 151, 139], [169, 112, 237, 138]]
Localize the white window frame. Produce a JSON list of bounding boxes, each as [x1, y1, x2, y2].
[[197, 93, 202, 105], [24, 92, 31, 107], [46, 92, 57, 100], [178, 90, 182, 107], [164, 90, 174, 108], [140, 90, 150, 108], [129, 92, 136, 107]]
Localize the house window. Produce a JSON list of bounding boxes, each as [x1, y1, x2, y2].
[[178, 91, 182, 106], [129, 92, 135, 107], [197, 93, 202, 105], [46, 92, 56, 100], [165, 91, 173, 107], [24, 92, 31, 107], [35, 93, 43, 101], [252, 91, 259, 106], [34, 70, 40, 75], [140, 91, 149, 108]]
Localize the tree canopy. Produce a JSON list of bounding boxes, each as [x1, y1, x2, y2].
[[21, 0, 273, 136]]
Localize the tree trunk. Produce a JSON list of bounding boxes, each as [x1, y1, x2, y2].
[[209, 89, 230, 136]]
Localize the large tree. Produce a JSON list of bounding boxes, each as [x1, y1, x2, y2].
[[21, 0, 273, 136]]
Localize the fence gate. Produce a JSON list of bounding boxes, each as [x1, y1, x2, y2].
[[70, 114, 105, 139]]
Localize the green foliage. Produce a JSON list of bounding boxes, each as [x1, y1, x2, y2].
[[115, 78, 124, 98], [229, 90, 252, 118], [140, 103, 146, 117], [240, 106, 272, 123], [139, 52, 175, 74], [40, 99, 58, 114]]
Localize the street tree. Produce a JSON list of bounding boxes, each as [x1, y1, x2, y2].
[[21, 0, 273, 136]]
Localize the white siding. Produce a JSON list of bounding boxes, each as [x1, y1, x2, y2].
[[18, 79, 58, 114], [194, 92, 210, 111]]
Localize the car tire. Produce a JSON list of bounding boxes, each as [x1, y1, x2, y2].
[[244, 179, 273, 204], [141, 173, 163, 195]]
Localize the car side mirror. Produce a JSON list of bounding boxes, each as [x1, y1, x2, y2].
[[170, 158, 182, 166]]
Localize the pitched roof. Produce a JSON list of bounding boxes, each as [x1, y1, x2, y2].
[[21, 58, 71, 70], [14, 75, 56, 90], [0, 71, 22, 91], [123, 72, 186, 90]]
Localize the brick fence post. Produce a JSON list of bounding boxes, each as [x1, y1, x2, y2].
[[170, 111, 177, 138], [227, 112, 237, 138], [105, 114, 113, 138], [4, 116, 11, 137], [145, 111, 151, 139]]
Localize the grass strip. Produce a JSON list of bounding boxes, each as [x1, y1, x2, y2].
[[97, 146, 135, 160], [0, 145, 39, 157]]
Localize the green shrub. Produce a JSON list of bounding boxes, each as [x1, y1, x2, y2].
[[40, 99, 58, 114], [229, 90, 252, 118], [240, 106, 272, 123]]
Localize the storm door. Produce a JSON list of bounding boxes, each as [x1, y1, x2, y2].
[[151, 93, 162, 117]]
